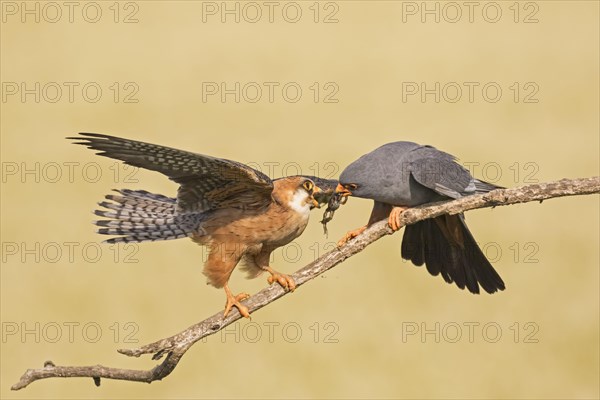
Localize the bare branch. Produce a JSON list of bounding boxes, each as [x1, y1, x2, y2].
[[12, 177, 599, 390]]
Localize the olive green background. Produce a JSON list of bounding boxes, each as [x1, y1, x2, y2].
[[1, 1, 598, 399]]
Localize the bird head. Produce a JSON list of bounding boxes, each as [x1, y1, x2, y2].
[[301, 178, 321, 210], [335, 155, 381, 199], [336, 179, 372, 199], [274, 177, 321, 214], [320, 162, 375, 234]]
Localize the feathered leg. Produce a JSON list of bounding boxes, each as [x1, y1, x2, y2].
[[204, 242, 251, 318], [255, 249, 296, 291]]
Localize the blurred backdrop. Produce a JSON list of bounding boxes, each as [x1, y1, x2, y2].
[[1, 1, 598, 399]]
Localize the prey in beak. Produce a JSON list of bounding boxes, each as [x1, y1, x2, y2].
[[320, 183, 352, 235]]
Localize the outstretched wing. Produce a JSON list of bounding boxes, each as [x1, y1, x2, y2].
[[69, 133, 274, 213]]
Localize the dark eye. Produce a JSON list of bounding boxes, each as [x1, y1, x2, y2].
[[347, 183, 358, 190], [303, 180, 314, 191]]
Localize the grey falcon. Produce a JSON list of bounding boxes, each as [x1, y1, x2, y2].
[[333, 141, 505, 294]]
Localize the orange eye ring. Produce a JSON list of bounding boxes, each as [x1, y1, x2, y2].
[[303, 181, 314, 191]]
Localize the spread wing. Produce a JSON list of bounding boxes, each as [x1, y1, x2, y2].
[[69, 133, 274, 213]]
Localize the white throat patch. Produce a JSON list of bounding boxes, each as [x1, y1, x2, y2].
[[288, 189, 311, 216]]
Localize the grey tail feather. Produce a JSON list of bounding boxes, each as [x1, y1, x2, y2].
[[94, 189, 203, 244], [474, 179, 504, 192]]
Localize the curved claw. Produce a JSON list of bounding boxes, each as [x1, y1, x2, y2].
[[337, 225, 367, 247], [223, 287, 250, 318], [388, 206, 408, 231], [265, 267, 296, 292]]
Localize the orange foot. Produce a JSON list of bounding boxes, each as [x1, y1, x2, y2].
[[223, 284, 250, 318], [264, 266, 296, 292], [337, 225, 367, 247], [388, 206, 408, 231]]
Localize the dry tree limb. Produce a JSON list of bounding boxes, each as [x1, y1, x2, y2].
[[12, 177, 600, 390]]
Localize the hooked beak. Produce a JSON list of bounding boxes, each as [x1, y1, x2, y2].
[[335, 183, 352, 197], [310, 185, 322, 208]]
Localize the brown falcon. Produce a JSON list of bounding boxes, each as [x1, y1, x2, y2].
[[69, 133, 337, 318]]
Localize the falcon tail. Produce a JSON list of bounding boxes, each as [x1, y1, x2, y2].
[[401, 214, 505, 294], [93, 189, 202, 244]]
